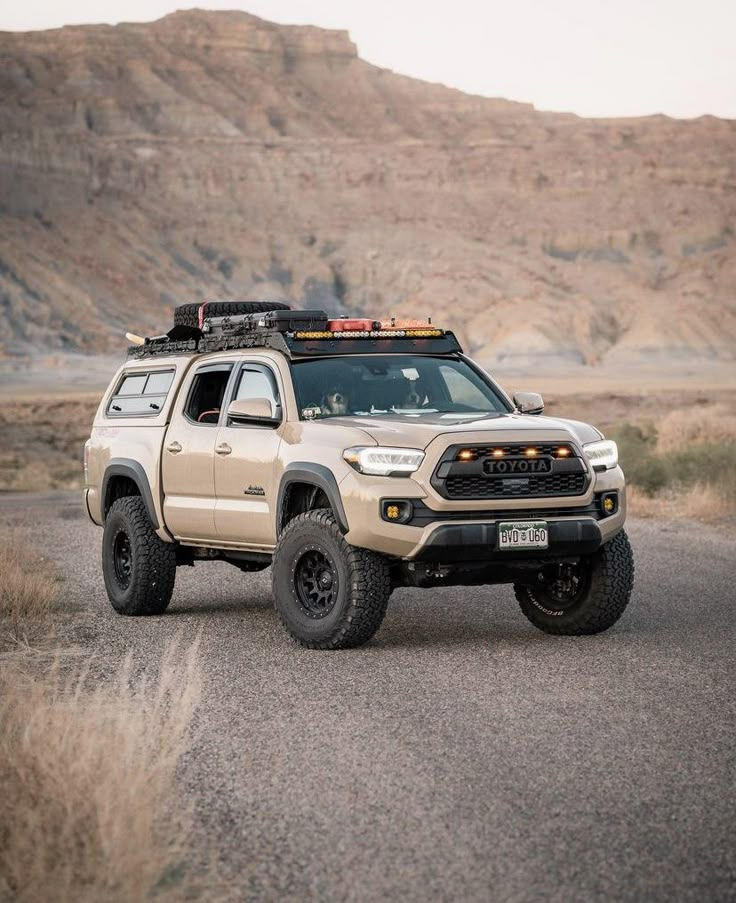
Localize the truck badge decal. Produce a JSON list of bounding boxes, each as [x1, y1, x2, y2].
[[244, 486, 265, 496]]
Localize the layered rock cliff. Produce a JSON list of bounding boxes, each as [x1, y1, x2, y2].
[[1, 9, 734, 371]]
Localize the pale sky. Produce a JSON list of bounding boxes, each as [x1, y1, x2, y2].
[[1, 0, 734, 119]]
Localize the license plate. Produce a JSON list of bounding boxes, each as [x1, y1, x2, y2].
[[498, 521, 548, 550]]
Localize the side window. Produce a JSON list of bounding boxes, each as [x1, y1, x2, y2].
[[184, 364, 233, 425], [107, 369, 175, 416], [234, 365, 281, 410]]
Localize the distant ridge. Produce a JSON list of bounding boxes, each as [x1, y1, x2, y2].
[[0, 9, 734, 370]]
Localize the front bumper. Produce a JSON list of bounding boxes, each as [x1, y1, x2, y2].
[[411, 517, 602, 562]]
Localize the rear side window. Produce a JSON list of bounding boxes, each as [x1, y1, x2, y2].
[[107, 369, 175, 417]]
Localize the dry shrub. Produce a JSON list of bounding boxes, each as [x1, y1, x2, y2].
[[0, 542, 59, 642], [678, 483, 735, 523], [0, 639, 204, 903], [625, 486, 678, 519], [656, 403, 736, 454]]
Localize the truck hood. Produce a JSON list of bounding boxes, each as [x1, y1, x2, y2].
[[323, 411, 603, 449]]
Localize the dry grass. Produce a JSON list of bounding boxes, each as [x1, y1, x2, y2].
[[0, 639, 204, 903], [656, 403, 736, 454], [678, 483, 735, 523], [0, 542, 59, 644]]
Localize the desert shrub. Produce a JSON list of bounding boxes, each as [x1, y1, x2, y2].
[[0, 640, 204, 903], [656, 404, 736, 454], [0, 542, 59, 642], [662, 441, 736, 496], [609, 422, 667, 495]]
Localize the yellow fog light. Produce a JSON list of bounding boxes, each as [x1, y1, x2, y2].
[[600, 492, 618, 516], [386, 505, 400, 519]]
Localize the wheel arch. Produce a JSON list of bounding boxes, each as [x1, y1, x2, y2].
[[277, 464, 349, 536], [102, 459, 159, 529]]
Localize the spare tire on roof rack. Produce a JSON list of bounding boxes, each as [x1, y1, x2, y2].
[[173, 300, 291, 329]]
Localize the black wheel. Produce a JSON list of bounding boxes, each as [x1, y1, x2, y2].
[[272, 509, 391, 649], [514, 529, 635, 635], [102, 496, 177, 615], [173, 300, 291, 328]]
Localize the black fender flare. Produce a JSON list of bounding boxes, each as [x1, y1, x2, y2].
[[101, 458, 160, 529], [277, 463, 349, 535]]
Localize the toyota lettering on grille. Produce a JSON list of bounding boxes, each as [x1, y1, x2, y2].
[[483, 456, 553, 475]]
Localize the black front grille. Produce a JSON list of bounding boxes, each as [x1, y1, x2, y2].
[[443, 472, 587, 500]]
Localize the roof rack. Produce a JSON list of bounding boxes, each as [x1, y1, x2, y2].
[[127, 310, 463, 359]]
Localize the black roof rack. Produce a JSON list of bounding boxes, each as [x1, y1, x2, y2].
[[127, 309, 463, 359]]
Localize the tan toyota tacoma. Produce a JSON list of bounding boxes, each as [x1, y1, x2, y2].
[[84, 301, 634, 649]]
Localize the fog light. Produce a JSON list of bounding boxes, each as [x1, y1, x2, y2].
[[381, 500, 413, 524], [600, 492, 618, 516]]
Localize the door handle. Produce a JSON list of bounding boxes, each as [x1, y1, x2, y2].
[[215, 442, 232, 456], [166, 441, 182, 454]]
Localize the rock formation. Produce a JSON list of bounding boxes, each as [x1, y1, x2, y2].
[[1, 9, 734, 372]]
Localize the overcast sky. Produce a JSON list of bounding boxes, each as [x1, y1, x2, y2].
[[2, 0, 735, 119]]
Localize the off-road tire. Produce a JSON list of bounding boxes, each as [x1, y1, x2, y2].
[[102, 496, 177, 616], [514, 529, 635, 635], [272, 509, 391, 649], [173, 300, 290, 329]]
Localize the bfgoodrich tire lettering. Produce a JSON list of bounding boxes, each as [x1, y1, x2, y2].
[[514, 529, 635, 635], [102, 496, 176, 615], [272, 509, 391, 649]]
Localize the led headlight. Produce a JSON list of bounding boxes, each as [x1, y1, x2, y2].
[[583, 439, 618, 470], [343, 446, 425, 476]]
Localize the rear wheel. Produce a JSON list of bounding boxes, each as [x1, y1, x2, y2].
[[271, 509, 391, 649], [173, 300, 290, 329], [102, 497, 176, 615], [514, 529, 634, 635]]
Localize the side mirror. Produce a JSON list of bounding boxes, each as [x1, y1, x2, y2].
[[513, 392, 545, 415], [227, 398, 281, 426]]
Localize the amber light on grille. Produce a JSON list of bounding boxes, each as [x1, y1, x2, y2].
[[524, 448, 538, 457], [556, 447, 571, 458], [457, 449, 477, 461]]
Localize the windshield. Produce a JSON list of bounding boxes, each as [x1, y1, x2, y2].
[[291, 355, 510, 419]]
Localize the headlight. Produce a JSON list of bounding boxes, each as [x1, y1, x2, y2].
[[343, 446, 425, 476], [583, 439, 618, 470]]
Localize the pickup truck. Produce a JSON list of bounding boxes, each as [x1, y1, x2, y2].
[[84, 302, 634, 649]]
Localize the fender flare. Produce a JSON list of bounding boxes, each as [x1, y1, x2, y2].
[[277, 463, 349, 535], [101, 458, 159, 529]]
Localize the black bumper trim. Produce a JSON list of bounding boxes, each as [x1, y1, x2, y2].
[[407, 498, 602, 528], [411, 518, 602, 562]]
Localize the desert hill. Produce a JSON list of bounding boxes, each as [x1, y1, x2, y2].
[[1, 9, 735, 373]]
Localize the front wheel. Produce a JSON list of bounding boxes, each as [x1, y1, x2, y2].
[[102, 496, 177, 615], [271, 509, 391, 649], [514, 529, 635, 635]]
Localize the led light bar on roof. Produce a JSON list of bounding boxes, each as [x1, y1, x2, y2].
[[293, 328, 444, 340]]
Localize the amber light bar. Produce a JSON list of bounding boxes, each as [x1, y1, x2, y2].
[[293, 328, 444, 340], [454, 445, 575, 461]]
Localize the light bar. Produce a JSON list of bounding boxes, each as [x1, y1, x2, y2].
[[293, 328, 444, 340]]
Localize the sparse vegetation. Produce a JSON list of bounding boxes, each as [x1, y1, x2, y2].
[[0, 642, 203, 903], [0, 540, 207, 902], [0, 541, 59, 643], [609, 420, 736, 522]]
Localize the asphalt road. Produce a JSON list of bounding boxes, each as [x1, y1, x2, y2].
[[3, 492, 735, 902]]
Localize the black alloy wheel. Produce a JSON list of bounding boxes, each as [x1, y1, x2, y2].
[[294, 547, 339, 619], [112, 529, 133, 591]]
